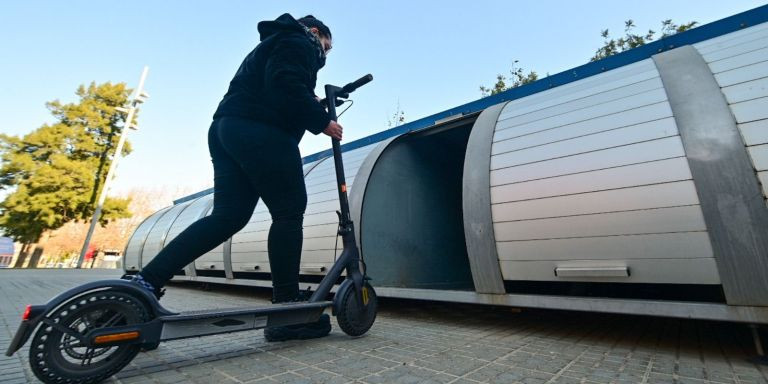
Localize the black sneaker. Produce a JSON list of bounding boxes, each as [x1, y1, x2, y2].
[[120, 274, 165, 300], [264, 313, 331, 342]]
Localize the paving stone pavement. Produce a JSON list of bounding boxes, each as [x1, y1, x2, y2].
[[1, 269, 766, 384]]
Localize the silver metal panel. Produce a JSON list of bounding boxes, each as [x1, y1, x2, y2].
[[195, 243, 224, 262], [140, 202, 191, 266], [654, 45, 768, 305], [305, 158, 366, 181], [739, 119, 768, 146], [499, 258, 720, 284], [173, 276, 768, 324], [490, 157, 692, 204], [123, 207, 171, 271], [759, 171, 768, 197], [248, 200, 339, 224], [748, 144, 768, 171], [302, 157, 326, 176], [494, 88, 668, 139], [306, 176, 356, 195], [497, 232, 714, 261], [349, 137, 400, 254], [492, 181, 700, 222], [721, 77, 768, 104], [462, 103, 508, 294], [499, 68, 659, 122], [730, 96, 768, 123], [491, 118, 678, 167], [708, 47, 768, 74], [499, 61, 656, 120], [189, 203, 225, 265], [164, 196, 211, 244], [195, 260, 225, 270], [493, 206, 707, 241], [494, 101, 670, 144], [230, 146, 369, 272], [555, 266, 629, 278], [699, 33, 768, 63], [694, 22, 768, 53], [493, 103, 672, 154], [231, 262, 270, 273], [231, 236, 335, 254], [299, 143, 377, 267], [228, 145, 372, 276], [714, 61, 768, 87], [186, 196, 213, 277], [496, 77, 663, 130]]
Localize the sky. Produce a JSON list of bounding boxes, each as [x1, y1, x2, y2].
[[1, 1, 765, 201]]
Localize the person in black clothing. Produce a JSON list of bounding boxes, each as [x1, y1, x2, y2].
[[130, 13, 341, 342]]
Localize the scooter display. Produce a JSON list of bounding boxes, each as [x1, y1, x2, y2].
[[5, 74, 377, 384]]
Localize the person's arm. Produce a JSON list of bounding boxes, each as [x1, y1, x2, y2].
[[264, 35, 330, 135]]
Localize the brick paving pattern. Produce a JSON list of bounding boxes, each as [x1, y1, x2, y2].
[[1, 269, 766, 383]]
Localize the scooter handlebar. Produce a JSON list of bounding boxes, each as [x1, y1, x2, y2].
[[341, 74, 373, 94]]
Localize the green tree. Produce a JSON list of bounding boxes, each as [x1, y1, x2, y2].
[[0, 82, 135, 268], [591, 19, 698, 61], [480, 19, 697, 97], [479, 60, 539, 97]]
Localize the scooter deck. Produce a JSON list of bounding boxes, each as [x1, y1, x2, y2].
[[158, 301, 332, 341]]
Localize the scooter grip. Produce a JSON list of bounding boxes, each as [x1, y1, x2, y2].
[[341, 74, 373, 93]]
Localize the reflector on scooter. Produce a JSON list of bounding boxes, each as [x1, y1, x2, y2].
[[93, 331, 140, 344], [22, 305, 31, 321]]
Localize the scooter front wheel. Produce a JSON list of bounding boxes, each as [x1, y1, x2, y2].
[[29, 290, 150, 384], [336, 281, 378, 336]]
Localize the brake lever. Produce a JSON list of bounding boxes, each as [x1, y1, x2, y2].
[[319, 98, 346, 108]]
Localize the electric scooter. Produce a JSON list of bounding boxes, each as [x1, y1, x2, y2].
[[5, 74, 377, 384]]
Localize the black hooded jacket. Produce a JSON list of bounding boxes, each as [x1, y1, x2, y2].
[[213, 14, 330, 142]]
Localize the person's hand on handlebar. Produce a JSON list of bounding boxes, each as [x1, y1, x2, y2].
[[323, 120, 343, 140]]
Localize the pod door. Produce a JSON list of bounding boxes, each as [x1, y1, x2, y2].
[[361, 117, 477, 290]]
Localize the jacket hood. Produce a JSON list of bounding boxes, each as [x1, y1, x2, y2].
[[258, 13, 305, 41]]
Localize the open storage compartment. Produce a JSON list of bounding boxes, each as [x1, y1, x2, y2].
[[360, 116, 478, 290]]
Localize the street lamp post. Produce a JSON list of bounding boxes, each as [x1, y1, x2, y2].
[[76, 66, 149, 269]]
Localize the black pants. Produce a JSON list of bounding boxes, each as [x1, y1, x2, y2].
[[140, 117, 307, 302]]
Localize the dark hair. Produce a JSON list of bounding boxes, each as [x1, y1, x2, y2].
[[298, 15, 332, 39]]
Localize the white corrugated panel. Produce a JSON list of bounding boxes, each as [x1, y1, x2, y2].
[[714, 61, 768, 87], [497, 77, 663, 129], [699, 29, 768, 63], [497, 232, 713, 261], [748, 144, 768, 171], [721, 77, 768, 104], [731, 96, 768, 123], [490, 137, 686, 187], [123, 207, 172, 271], [499, 60, 657, 120], [164, 195, 212, 245], [708, 47, 768, 74], [495, 88, 668, 139], [229, 144, 376, 273], [498, 258, 720, 284], [490, 157, 692, 204], [493, 206, 707, 242], [694, 22, 768, 53], [739, 120, 768, 146], [492, 181, 700, 222], [193, 205, 226, 264], [140, 202, 191, 266], [491, 118, 679, 166]]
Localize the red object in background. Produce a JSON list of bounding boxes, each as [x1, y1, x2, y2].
[[84, 245, 96, 261]]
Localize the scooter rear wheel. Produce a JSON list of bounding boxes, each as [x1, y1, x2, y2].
[[336, 282, 378, 336], [29, 290, 150, 384]]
